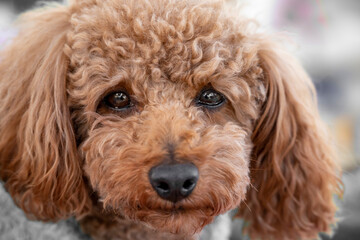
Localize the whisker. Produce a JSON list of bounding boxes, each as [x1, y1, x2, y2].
[[243, 201, 251, 212], [250, 183, 258, 192]]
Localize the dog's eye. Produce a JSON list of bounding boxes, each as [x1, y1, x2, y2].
[[196, 89, 225, 108], [104, 91, 132, 110]]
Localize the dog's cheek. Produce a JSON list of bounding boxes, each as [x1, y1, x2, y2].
[[80, 125, 151, 207], [188, 123, 252, 212]]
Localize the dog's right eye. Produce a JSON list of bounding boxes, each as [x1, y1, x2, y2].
[[103, 91, 133, 110], [196, 88, 226, 109]]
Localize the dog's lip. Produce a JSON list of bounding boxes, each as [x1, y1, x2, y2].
[[149, 207, 187, 216], [136, 203, 186, 212], [139, 204, 218, 216], [153, 205, 186, 213]]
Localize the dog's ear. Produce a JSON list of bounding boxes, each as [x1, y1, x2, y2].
[[0, 5, 90, 220], [236, 39, 342, 239]]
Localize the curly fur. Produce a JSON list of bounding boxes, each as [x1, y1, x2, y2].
[[0, 0, 342, 239]]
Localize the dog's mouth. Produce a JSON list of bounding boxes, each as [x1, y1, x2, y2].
[[116, 199, 220, 218], [108, 201, 221, 235], [139, 204, 218, 216], [138, 196, 226, 217], [128, 207, 215, 235]]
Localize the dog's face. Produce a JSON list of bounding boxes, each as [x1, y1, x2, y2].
[[79, 73, 253, 233], [0, 0, 341, 239], [68, 1, 264, 233]]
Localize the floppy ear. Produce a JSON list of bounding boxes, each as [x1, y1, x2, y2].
[[0, 5, 90, 220], [237, 39, 342, 239]]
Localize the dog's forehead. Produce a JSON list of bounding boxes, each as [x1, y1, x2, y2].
[[67, 0, 263, 111], [68, 0, 252, 83]]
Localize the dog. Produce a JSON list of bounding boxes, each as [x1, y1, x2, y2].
[[0, 0, 342, 239]]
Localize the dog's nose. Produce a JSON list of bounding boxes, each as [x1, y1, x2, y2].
[[149, 163, 199, 203]]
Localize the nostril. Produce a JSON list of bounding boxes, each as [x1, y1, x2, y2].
[[156, 181, 170, 193], [182, 179, 195, 191], [149, 163, 199, 202]]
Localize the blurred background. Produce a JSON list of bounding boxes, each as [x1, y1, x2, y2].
[[0, 0, 359, 239]]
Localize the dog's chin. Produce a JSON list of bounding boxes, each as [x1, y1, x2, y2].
[[116, 198, 239, 236], [119, 206, 222, 235]]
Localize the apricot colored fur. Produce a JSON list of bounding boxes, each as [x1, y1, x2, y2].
[[0, 0, 342, 239]]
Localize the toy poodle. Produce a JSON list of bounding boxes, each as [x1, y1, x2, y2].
[[0, 0, 342, 239]]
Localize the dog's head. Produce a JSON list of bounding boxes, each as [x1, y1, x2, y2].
[[0, 0, 342, 239]]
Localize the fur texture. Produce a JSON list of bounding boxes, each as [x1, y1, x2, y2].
[[0, 0, 342, 239]]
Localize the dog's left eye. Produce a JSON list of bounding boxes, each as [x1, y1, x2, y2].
[[196, 89, 225, 108], [104, 91, 132, 110]]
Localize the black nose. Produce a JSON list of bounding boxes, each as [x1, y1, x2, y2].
[[149, 163, 199, 203]]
